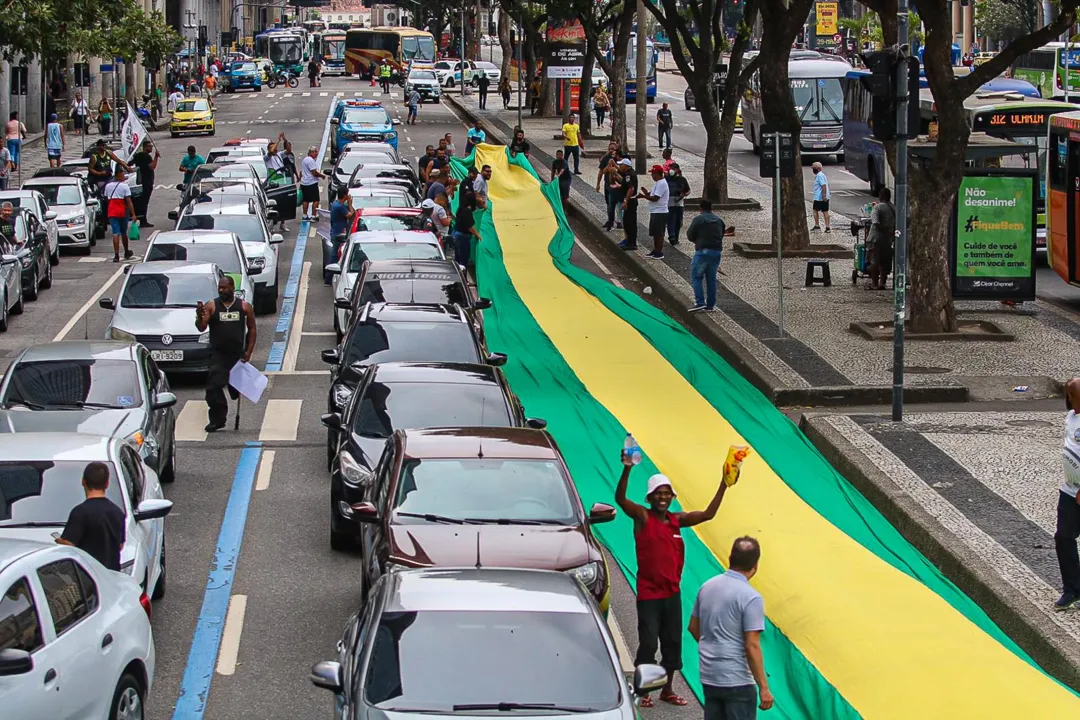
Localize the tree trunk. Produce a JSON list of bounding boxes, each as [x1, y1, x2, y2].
[[579, 34, 597, 137], [599, 0, 634, 151], [124, 59, 136, 105], [498, 12, 512, 80], [540, 77, 556, 116]]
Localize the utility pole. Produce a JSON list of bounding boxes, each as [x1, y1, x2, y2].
[[634, 0, 647, 173], [516, 22, 523, 128], [460, 7, 466, 99], [892, 0, 911, 421]]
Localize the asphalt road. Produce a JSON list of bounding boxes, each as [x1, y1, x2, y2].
[[3, 75, 697, 719]]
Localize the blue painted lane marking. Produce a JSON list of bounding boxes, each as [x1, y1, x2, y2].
[[172, 442, 263, 720]]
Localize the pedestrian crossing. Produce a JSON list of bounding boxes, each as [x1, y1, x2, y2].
[[175, 398, 306, 442]]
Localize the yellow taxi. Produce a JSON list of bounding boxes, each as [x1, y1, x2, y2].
[[735, 100, 743, 131], [170, 97, 215, 138]]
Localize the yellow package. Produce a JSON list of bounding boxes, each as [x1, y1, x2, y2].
[[723, 445, 750, 487]]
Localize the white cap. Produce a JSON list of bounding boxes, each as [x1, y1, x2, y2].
[[618, 158, 632, 167], [646, 474, 675, 497], [421, 199, 436, 209]]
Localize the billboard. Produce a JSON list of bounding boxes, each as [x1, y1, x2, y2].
[[546, 17, 586, 78], [815, 2, 838, 36], [948, 170, 1037, 300]]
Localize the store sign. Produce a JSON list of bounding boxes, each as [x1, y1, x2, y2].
[[949, 171, 1037, 300], [815, 2, 838, 36], [545, 17, 586, 78], [972, 110, 1049, 132]]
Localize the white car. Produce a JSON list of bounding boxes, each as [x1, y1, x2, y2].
[[473, 61, 501, 85], [0, 538, 156, 720], [19, 177, 98, 254], [329, 230, 443, 335], [0, 190, 59, 266], [143, 229, 256, 303], [0, 434, 173, 600], [342, 141, 401, 164], [434, 59, 475, 88], [205, 145, 265, 164]]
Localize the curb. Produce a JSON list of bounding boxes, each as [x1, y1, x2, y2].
[[801, 413, 1080, 692]]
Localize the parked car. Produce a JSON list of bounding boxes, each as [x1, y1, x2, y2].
[[473, 61, 501, 86], [331, 100, 400, 159], [183, 159, 298, 226], [346, 163, 420, 203], [0, 189, 60, 265], [171, 182, 276, 225], [347, 207, 430, 235], [0, 244, 23, 331], [20, 176, 99, 253], [310, 568, 668, 719], [3, 208, 52, 302], [205, 144, 264, 164], [144, 229, 256, 304], [0, 433, 173, 597], [0, 340, 179, 482], [341, 141, 401, 164], [328, 151, 408, 199], [433, 59, 475, 88], [0, 538, 157, 720]]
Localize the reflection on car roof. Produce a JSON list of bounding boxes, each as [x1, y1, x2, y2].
[[129, 260, 218, 275], [370, 361, 498, 385], [348, 230, 438, 243], [384, 568, 590, 614], [19, 340, 137, 363]]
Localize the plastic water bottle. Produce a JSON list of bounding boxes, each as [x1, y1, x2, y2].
[[623, 433, 643, 465]]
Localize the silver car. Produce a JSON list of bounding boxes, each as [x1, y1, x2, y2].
[[311, 568, 667, 720], [0, 340, 178, 481], [21, 176, 99, 251], [0, 243, 23, 332], [100, 261, 225, 374], [0, 189, 60, 265], [144, 229, 257, 304]]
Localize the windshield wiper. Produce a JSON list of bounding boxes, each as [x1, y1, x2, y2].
[[453, 703, 590, 713], [43, 401, 125, 410], [4, 399, 47, 410], [0, 521, 66, 528], [394, 511, 465, 524], [462, 518, 564, 526]]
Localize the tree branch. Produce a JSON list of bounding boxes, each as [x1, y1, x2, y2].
[[956, 9, 1077, 95]]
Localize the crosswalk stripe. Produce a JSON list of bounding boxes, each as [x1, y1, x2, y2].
[[78, 256, 107, 263], [335, 91, 344, 97], [283, 92, 293, 98], [319, 92, 328, 96], [259, 399, 302, 442], [267, 93, 276, 97], [353, 91, 362, 96], [302, 92, 311, 97], [176, 400, 209, 442]]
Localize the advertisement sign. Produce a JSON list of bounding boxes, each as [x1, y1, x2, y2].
[[816, 2, 838, 36], [546, 17, 586, 78], [948, 170, 1037, 300]]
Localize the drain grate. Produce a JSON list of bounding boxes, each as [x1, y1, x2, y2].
[[887, 365, 951, 374], [1005, 419, 1054, 428]]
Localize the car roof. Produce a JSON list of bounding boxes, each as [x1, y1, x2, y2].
[[364, 258, 460, 277], [150, 230, 239, 245], [344, 142, 396, 153], [383, 568, 591, 614], [401, 427, 557, 460], [196, 162, 256, 174], [357, 207, 422, 217], [348, 186, 411, 197], [0, 432, 115, 461], [183, 201, 261, 216], [349, 230, 438, 244], [23, 176, 80, 186], [0, 190, 36, 197], [371, 361, 498, 385], [129, 260, 218, 275], [16, 340, 137, 363], [353, 162, 410, 171], [208, 146, 262, 155]]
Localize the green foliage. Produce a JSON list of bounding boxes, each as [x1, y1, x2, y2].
[[838, 10, 923, 48], [974, 0, 1038, 44]]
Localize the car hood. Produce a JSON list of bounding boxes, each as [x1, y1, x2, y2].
[[241, 240, 271, 258], [410, 79, 440, 87], [388, 523, 594, 570], [343, 124, 392, 133], [111, 307, 200, 335], [0, 407, 143, 437], [369, 709, 626, 720], [51, 206, 86, 220], [173, 111, 213, 121]]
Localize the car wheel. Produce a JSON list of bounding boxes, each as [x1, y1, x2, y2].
[[49, 246, 59, 266], [0, 290, 9, 332], [160, 437, 176, 484], [257, 283, 278, 315], [151, 540, 167, 600], [40, 259, 52, 290], [25, 267, 39, 301], [446, 77, 455, 88], [110, 673, 144, 720], [170, 132, 178, 139], [330, 519, 355, 552], [10, 286, 23, 315], [209, 128, 216, 137], [78, 244, 93, 256]]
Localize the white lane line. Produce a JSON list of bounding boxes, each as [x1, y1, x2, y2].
[[282, 262, 311, 372], [302, 92, 311, 97], [259, 399, 302, 441], [53, 266, 126, 342], [255, 450, 276, 491], [175, 401, 209, 442], [572, 238, 624, 288], [264, 370, 324, 376], [302, 331, 336, 337], [283, 92, 294, 98], [78, 256, 107, 263], [607, 610, 635, 673], [320, 91, 328, 96], [215, 594, 248, 676], [336, 91, 344, 97], [267, 93, 276, 97]]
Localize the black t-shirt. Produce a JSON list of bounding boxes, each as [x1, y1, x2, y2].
[[599, 152, 616, 170], [621, 170, 639, 205], [0, 218, 14, 244], [459, 178, 477, 209], [478, 76, 490, 91], [456, 205, 475, 234], [60, 497, 126, 571], [509, 139, 530, 157], [132, 151, 155, 187], [418, 154, 434, 177], [657, 108, 673, 128]]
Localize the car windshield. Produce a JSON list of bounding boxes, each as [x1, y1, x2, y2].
[[344, 151, 396, 165], [177, 214, 266, 243], [120, 272, 218, 309], [355, 276, 468, 306], [176, 99, 211, 113], [343, 108, 390, 126], [335, 155, 366, 177], [363, 609, 619, 711], [3, 359, 142, 409], [233, 63, 258, 73], [342, 321, 479, 367], [0, 461, 124, 525], [29, 185, 81, 206], [353, 381, 511, 438], [356, 237, 442, 258], [351, 195, 413, 208], [147, 243, 243, 273], [410, 71, 437, 81]]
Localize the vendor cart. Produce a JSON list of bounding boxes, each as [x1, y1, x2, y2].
[[849, 208, 873, 285]]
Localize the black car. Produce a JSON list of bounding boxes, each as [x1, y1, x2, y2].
[[321, 303, 507, 415], [320, 361, 545, 550], [346, 163, 421, 204], [327, 152, 399, 199], [3, 209, 52, 301], [337, 258, 491, 325], [179, 162, 298, 224]]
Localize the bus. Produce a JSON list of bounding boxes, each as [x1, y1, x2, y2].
[[303, 19, 326, 34], [345, 27, 436, 77], [606, 34, 657, 103], [315, 30, 348, 75], [742, 52, 852, 161], [255, 30, 306, 74], [1043, 112, 1080, 280], [1011, 42, 1080, 100]]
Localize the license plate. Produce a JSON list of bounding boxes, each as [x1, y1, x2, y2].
[[813, 143, 829, 149], [151, 350, 184, 362]]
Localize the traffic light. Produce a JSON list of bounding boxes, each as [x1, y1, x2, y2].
[[859, 47, 920, 141]]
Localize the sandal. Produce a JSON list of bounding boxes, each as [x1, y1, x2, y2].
[[660, 693, 689, 707], [638, 696, 655, 708]]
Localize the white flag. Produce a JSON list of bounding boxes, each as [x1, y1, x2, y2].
[[119, 104, 150, 162]]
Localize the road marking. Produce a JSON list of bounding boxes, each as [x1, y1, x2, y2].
[[302, 92, 311, 97], [255, 450, 275, 491], [175, 401, 209, 442], [215, 594, 248, 676], [53, 266, 126, 342], [259, 399, 302, 441], [353, 91, 362, 96], [336, 91, 344, 97], [320, 91, 328, 96], [77, 256, 107, 263], [267, 93, 276, 97], [607, 610, 636, 673], [283, 92, 293, 98], [302, 331, 336, 336], [282, 262, 310, 372], [172, 443, 262, 719]]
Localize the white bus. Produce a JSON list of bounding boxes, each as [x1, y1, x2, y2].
[[742, 52, 853, 162]]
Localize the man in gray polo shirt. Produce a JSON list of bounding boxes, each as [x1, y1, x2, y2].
[[689, 536, 773, 719]]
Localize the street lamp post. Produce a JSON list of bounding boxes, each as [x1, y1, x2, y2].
[[517, 23, 523, 128]]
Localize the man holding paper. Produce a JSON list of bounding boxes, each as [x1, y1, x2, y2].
[[195, 275, 257, 432]]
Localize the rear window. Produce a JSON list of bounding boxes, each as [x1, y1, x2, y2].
[[343, 321, 479, 367], [121, 272, 217, 309], [146, 242, 242, 273], [353, 381, 511, 438], [356, 277, 468, 306], [343, 108, 391, 126], [350, 195, 413, 209], [177, 214, 266, 243], [0, 461, 123, 525], [356, 238, 442, 260]]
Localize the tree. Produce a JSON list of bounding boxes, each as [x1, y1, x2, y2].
[[0, 0, 129, 66], [974, 0, 1039, 46], [594, 0, 636, 149], [566, 0, 622, 138]]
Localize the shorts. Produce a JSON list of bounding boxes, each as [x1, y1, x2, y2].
[[648, 213, 669, 237], [408, 105, 418, 117], [301, 183, 320, 203], [73, 115, 85, 130], [109, 216, 129, 236], [47, 149, 61, 159], [813, 199, 830, 212]]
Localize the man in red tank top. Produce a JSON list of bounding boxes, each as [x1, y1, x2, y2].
[[615, 451, 731, 707]]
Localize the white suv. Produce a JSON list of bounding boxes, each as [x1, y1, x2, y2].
[[0, 539, 155, 719]]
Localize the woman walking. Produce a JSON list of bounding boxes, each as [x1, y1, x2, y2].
[[594, 85, 610, 128], [98, 97, 113, 136], [71, 92, 90, 136], [499, 77, 512, 110], [4, 112, 25, 170], [45, 114, 64, 168]]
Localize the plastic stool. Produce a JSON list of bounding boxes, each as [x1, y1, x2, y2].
[[805, 259, 831, 287]]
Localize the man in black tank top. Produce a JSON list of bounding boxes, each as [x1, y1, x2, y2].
[[195, 275, 257, 432]]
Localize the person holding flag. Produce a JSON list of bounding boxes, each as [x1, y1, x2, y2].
[[130, 139, 159, 228]]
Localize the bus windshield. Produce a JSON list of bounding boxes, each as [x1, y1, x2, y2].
[[402, 35, 436, 62], [324, 38, 346, 60], [627, 45, 656, 79], [792, 78, 843, 125], [269, 36, 303, 65]]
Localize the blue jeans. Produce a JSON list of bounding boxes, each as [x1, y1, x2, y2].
[[6, 139, 20, 166], [702, 684, 757, 720], [667, 205, 684, 243], [452, 230, 472, 267], [691, 248, 723, 308], [658, 126, 671, 148], [564, 145, 580, 173], [605, 190, 620, 228]]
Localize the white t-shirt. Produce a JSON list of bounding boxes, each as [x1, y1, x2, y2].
[[265, 153, 285, 172], [431, 205, 448, 236], [648, 178, 670, 214], [300, 155, 320, 186], [473, 176, 488, 197], [1063, 411, 1080, 497], [104, 180, 132, 200]]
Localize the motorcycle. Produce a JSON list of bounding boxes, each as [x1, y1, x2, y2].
[[266, 69, 299, 89]]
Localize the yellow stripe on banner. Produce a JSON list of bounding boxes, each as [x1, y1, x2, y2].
[[471, 143, 1080, 717]]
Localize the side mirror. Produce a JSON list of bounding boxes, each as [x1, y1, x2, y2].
[[320, 412, 343, 430], [321, 348, 340, 365], [99, 297, 115, 310], [34, 230, 47, 242], [526, 417, 547, 430], [310, 660, 344, 692], [0, 648, 33, 677], [44, 211, 57, 221], [151, 391, 178, 410], [267, 209, 280, 221], [588, 502, 617, 524], [87, 198, 100, 208], [350, 501, 380, 523], [330, 118, 340, 126], [133, 498, 173, 522], [392, 118, 401, 125], [326, 263, 342, 274], [176, 184, 187, 192], [167, 210, 178, 221], [473, 297, 492, 310], [266, 199, 278, 208], [334, 296, 351, 310], [270, 233, 284, 245], [632, 664, 668, 696], [485, 352, 508, 367]]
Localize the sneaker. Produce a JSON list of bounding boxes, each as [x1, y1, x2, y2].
[[616, 222, 623, 229], [688, 305, 706, 313], [204, 422, 226, 433], [113, 254, 120, 263], [646, 251, 665, 260], [1055, 592, 1080, 610], [811, 225, 821, 231], [617, 241, 637, 251], [704, 306, 716, 311], [669, 239, 680, 246], [124, 250, 134, 260], [603, 224, 612, 231], [824, 227, 831, 233], [140, 221, 154, 228]]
